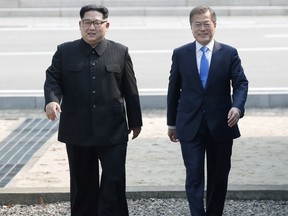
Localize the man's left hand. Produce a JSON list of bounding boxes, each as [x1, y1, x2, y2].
[[227, 107, 240, 127]]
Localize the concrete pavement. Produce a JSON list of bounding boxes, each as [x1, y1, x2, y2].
[[0, 15, 288, 109], [0, 108, 287, 205], [0, 2, 288, 205]]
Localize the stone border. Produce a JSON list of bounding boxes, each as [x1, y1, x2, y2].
[[0, 6, 287, 17], [1, 185, 288, 205]]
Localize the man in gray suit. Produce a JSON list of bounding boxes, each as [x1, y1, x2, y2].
[[44, 4, 142, 216]]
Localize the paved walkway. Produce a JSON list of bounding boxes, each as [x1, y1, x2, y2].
[[0, 108, 287, 190]]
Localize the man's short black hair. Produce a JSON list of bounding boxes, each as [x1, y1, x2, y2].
[[80, 4, 109, 19], [189, 6, 216, 25]]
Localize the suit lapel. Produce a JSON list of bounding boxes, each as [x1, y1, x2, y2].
[[187, 42, 203, 89], [205, 41, 222, 89]]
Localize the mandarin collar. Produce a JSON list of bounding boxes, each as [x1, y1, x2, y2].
[[80, 38, 107, 56]]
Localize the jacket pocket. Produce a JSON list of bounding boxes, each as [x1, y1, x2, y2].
[[106, 65, 121, 74], [113, 103, 124, 115]]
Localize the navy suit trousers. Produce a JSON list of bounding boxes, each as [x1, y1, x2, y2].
[[180, 114, 233, 216]]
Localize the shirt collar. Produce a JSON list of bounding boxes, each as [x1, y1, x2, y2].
[[196, 40, 214, 52]]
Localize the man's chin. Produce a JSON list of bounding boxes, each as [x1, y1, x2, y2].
[[198, 39, 210, 45]]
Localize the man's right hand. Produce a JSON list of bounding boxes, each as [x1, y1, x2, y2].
[[45, 102, 62, 121], [168, 128, 179, 142]]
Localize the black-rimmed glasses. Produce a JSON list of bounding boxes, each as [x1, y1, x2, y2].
[[81, 19, 107, 28]]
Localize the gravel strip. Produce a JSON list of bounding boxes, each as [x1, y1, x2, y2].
[[0, 199, 288, 215]]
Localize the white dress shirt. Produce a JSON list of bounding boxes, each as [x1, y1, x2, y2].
[[195, 40, 214, 73]]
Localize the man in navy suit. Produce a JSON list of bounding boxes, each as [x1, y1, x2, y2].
[[44, 4, 142, 216], [167, 6, 248, 216]]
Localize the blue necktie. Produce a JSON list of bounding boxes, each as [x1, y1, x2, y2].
[[200, 47, 209, 87]]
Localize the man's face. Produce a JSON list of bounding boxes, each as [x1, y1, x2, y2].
[[79, 10, 109, 47], [191, 11, 216, 46]]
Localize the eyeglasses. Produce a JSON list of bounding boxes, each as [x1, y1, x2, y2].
[[192, 22, 213, 29], [81, 19, 107, 28]]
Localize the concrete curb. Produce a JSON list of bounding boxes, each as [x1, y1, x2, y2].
[[0, 88, 288, 109], [0, 6, 287, 17], [1, 185, 288, 205]]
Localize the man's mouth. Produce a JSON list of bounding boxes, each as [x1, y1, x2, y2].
[[199, 33, 208, 37], [88, 32, 96, 36]]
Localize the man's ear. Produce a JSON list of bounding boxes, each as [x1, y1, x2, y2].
[[105, 21, 110, 29]]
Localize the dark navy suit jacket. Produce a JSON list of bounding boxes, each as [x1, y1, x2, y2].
[[167, 41, 248, 142]]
